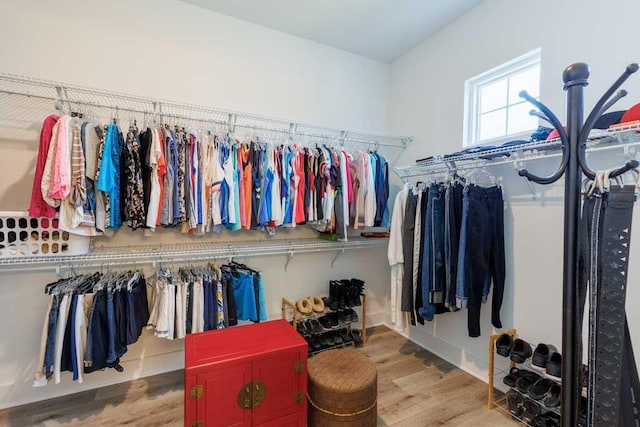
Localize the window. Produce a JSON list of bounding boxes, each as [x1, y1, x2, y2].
[[464, 48, 541, 147]]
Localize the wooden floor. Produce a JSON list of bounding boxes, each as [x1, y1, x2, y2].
[[0, 325, 514, 427]]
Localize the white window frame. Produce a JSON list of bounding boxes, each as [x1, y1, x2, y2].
[[463, 48, 541, 147]]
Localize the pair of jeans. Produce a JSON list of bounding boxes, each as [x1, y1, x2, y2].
[[459, 185, 505, 338], [44, 294, 61, 379], [125, 277, 150, 345], [444, 183, 463, 310], [419, 184, 446, 321]]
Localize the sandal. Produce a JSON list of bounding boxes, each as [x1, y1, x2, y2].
[[503, 367, 524, 387], [311, 296, 325, 313], [296, 297, 313, 315]]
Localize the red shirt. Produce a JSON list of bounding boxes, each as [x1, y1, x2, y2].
[[29, 114, 60, 218]]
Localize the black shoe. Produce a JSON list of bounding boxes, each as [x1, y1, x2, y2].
[[318, 316, 332, 330], [510, 339, 533, 363], [545, 412, 561, 427], [328, 282, 339, 311], [506, 389, 524, 417], [333, 331, 343, 345], [543, 383, 561, 408], [327, 312, 339, 328], [340, 328, 352, 343], [521, 398, 541, 424], [516, 371, 541, 394], [503, 367, 524, 387], [308, 319, 322, 333], [350, 278, 364, 306], [545, 352, 562, 379], [308, 335, 322, 352], [496, 334, 513, 357], [351, 329, 363, 346], [532, 343, 557, 370], [528, 378, 554, 401]]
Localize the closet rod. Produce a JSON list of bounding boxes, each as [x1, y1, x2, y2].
[[0, 72, 411, 149], [0, 237, 387, 273]]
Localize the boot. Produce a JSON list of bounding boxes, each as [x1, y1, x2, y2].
[[350, 278, 365, 306]]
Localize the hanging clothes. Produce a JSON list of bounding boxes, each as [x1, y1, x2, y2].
[[30, 116, 391, 238], [34, 271, 148, 387]]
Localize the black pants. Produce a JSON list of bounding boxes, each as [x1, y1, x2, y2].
[[464, 185, 505, 338]]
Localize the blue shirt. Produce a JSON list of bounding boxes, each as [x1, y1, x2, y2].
[[97, 123, 123, 229]]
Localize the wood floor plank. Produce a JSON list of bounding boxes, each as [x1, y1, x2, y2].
[[0, 325, 514, 426]]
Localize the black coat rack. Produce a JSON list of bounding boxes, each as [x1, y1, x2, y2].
[[517, 63, 639, 427]]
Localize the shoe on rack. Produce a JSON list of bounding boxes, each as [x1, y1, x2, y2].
[[516, 371, 541, 395], [545, 412, 561, 427], [506, 389, 524, 417], [296, 297, 313, 316], [522, 398, 541, 424], [321, 332, 335, 347], [350, 278, 365, 306], [510, 339, 533, 363], [503, 367, 524, 388], [333, 331, 343, 345], [496, 333, 513, 357], [351, 329, 363, 346], [528, 378, 555, 401], [340, 328, 352, 343], [542, 383, 561, 408], [318, 316, 332, 330], [532, 343, 558, 370], [307, 319, 322, 333], [545, 352, 562, 379], [311, 296, 325, 314], [308, 335, 322, 352]]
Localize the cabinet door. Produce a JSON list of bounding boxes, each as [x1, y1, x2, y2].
[[252, 349, 306, 425], [198, 362, 252, 427]]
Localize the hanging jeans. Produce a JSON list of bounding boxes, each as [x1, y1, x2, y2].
[[444, 183, 464, 310], [458, 185, 505, 338], [419, 183, 446, 321]]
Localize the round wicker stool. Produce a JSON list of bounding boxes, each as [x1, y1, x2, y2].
[[307, 348, 377, 426]]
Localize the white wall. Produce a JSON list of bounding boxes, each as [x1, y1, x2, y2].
[[389, 0, 640, 381], [0, 0, 392, 409]]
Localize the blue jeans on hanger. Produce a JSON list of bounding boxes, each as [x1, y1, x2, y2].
[[419, 183, 446, 321], [106, 290, 117, 364], [44, 294, 60, 379]]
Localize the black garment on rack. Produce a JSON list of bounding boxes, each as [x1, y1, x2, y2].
[[138, 128, 152, 223], [444, 183, 464, 310], [414, 186, 428, 325]]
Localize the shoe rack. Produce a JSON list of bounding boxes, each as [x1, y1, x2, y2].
[[488, 330, 573, 426], [282, 292, 367, 356]]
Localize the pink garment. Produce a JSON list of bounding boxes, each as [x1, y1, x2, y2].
[[48, 115, 72, 201], [343, 151, 353, 204], [29, 115, 60, 218]]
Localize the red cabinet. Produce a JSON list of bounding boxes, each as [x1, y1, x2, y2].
[[185, 319, 308, 427]]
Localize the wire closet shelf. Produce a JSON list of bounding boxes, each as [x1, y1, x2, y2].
[[0, 237, 388, 272], [0, 73, 406, 271], [393, 123, 640, 182], [0, 72, 411, 154]]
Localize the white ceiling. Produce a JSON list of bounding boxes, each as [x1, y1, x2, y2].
[[179, 0, 484, 63]]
